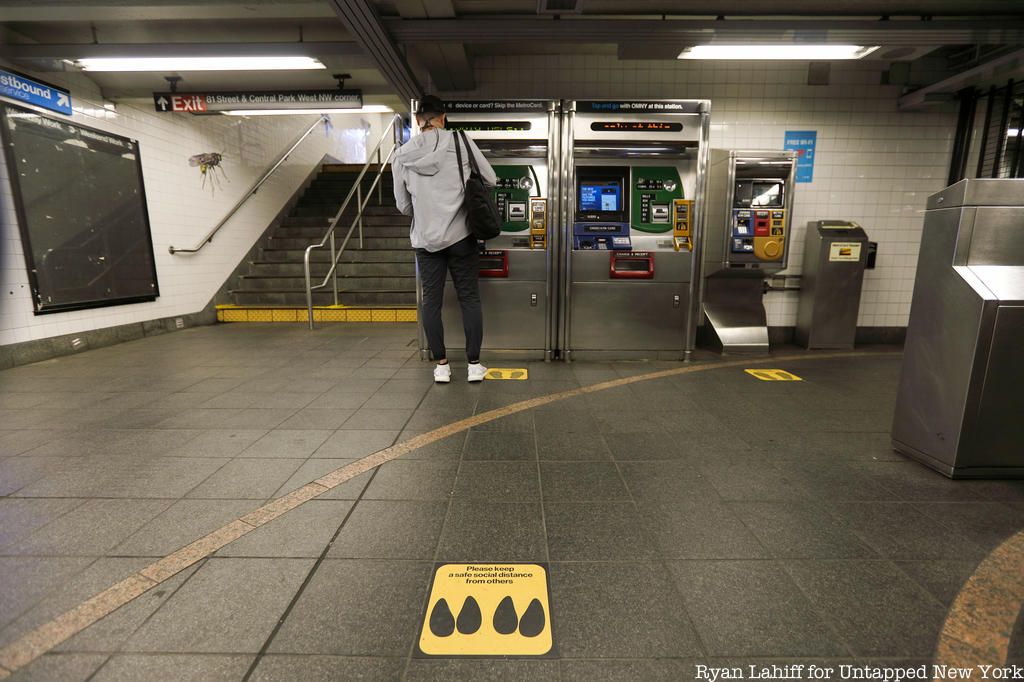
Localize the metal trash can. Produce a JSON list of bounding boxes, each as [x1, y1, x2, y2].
[[795, 220, 870, 349]]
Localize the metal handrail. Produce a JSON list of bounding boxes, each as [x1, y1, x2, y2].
[[169, 115, 330, 255], [304, 113, 404, 329]]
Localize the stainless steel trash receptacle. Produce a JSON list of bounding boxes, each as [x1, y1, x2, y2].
[[795, 221, 870, 349], [892, 178, 1024, 479]]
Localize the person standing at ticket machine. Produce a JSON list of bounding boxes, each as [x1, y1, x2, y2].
[[393, 95, 497, 383]]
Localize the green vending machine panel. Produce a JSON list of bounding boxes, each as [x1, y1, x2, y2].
[[630, 167, 683, 234], [493, 165, 538, 233]]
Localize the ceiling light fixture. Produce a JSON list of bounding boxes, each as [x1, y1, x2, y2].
[[221, 105, 394, 116], [76, 57, 326, 71], [678, 45, 879, 60]]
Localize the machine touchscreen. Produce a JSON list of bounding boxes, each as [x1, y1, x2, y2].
[[751, 181, 783, 207], [579, 180, 622, 213]]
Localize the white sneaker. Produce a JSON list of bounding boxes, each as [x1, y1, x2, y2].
[[433, 363, 451, 384], [467, 363, 488, 383]]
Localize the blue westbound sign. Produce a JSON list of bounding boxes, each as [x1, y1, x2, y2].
[[0, 69, 72, 116]]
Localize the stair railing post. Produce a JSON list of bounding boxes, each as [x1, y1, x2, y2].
[[330, 231, 339, 306], [376, 145, 383, 205], [304, 247, 316, 330], [357, 183, 364, 249]]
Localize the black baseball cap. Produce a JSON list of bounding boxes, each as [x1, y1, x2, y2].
[[416, 95, 445, 116]]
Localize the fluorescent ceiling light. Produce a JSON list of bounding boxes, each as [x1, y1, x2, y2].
[[77, 57, 325, 71], [1009, 128, 1021, 137], [678, 45, 879, 60], [222, 105, 393, 116]]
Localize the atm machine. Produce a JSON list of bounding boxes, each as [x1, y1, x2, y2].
[[560, 99, 711, 360], [702, 150, 797, 352], [412, 100, 559, 360]]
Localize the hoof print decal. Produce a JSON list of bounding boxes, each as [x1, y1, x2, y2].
[[417, 563, 553, 657], [456, 596, 482, 635], [492, 595, 519, 634], [429, 598, 455, 637], [518, 598, 545, 637]]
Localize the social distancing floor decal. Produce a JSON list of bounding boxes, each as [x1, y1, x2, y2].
[[484, 368, 529, 380], [417, 563, 554, 657], [744, 368, 803, 381]]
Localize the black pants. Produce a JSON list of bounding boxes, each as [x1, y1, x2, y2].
[[416, 235, 482, 362]]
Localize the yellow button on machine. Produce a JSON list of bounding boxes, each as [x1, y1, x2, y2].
[[417, 563, 554, 657], [754, 237, 784, 261]]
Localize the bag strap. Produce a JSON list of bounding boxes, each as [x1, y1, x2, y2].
[[458, 131, 482, 176], [452, 130, 467, 187]]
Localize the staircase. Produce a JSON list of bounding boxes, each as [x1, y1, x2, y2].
[[219, 164, 418, 323]]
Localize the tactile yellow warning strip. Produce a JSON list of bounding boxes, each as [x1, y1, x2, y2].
[[215, 305, 416, 323]]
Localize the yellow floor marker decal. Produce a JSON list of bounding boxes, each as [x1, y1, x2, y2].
[[744, 368, 803, 381], [484, 368, 529, 381], [417, 564, 553, 657]]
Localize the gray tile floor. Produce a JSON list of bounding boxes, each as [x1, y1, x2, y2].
[[1, 324, 1022, 681]]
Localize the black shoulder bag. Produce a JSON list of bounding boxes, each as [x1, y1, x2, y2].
[[453, 130, 501, 241]]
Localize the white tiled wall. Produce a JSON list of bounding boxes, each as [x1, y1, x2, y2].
[[445, 56, 957, 327], [0, 66, 392, 346]]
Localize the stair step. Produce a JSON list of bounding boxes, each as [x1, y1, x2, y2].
[[274, 226, 409, 239], [293, 204, 397, 217], [278, 216, 404, 230], [230, 289, 416, 306], [227, 163, 405, 309], [305, 183, 394, 196], [216, 305, 416, 324], [281, 206, 399, 224], [268, 236, 409, 250], [301, 180, 393, 191], [239, 275, 416, 290], [249, 261, 415, 277], [259, 248, 411, 262]]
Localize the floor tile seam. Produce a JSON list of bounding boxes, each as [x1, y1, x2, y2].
[[884, 553, 973, 614], [240, 466, 383, 682], [774, 558, 867, 658], [713, 494, 861, 658], [0, 497, 92, 550], [0, 350, 898, 675], [534, 428, 552, 566], [175, 454, 256, 505], [819, 500, 992, 559], [2, 496, 177, 557], [400, 416, 468, 680], [0, 554, 107, 644], [80, 559, 208, 682], [77, 653, 116, 682], [607, 450, 711, 662]]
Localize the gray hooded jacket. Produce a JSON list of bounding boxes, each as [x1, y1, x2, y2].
[[393, 127, 497, 252]]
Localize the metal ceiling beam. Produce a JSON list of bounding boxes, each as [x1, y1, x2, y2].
[[328, 0, 422, 103], [0, 42, 366, 60], [899, 47, 1024, 110], [385, 18, 1024, 46], [395, 0, 475, 92], [522, 1, 1024, 17], [0, 2, 334, 22]]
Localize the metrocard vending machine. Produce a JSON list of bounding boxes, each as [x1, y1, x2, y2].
[[702, 150, 797, 353], [413, 100, 559, 360], [560, 100, 710, 360]]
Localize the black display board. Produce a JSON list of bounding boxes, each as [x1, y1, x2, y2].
[[1, 103, 158, 314]]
